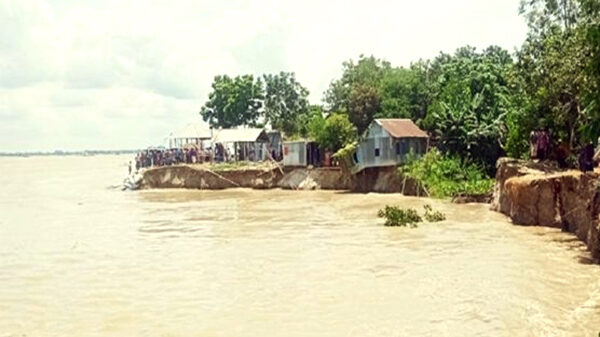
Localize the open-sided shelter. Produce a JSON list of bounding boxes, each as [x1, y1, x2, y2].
[[212, 128, 270, 162]]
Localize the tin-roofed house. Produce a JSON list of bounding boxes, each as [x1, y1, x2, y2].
[[282, 140, 321, 167], [351, 119, 428, 173], [212, 128, 270, 162]]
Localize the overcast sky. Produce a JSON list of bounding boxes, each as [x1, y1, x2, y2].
[[0, 0, 528, 152]]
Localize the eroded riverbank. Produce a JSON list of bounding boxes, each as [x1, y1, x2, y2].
[[492, 158, 600, 262], [139, 164, 425, 194]]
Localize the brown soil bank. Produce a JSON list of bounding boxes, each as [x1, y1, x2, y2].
[[139, 164, 425, 195], [351, 167, 426, 195], [139, 165, 351, 191], [139, 165, 283, 190], [492, 158, 600, 261], [277, 167, 353, 190]]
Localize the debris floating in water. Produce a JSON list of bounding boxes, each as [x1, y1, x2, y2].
[[122, 172, 143, 190]]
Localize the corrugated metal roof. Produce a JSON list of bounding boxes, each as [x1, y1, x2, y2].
[[375, 119, 428, 138], [170, 122, 212, 139], [213, 128, 269, 143]]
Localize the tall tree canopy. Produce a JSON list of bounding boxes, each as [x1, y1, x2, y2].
[[422, 46, 517, 172], [200, 75, 264, 128], [325, 55, 390, 134], [347, 84, 382, 134], [262, 72, 310, 136], [296, 105, 325, 139], [507, 0, 600, 158], [378, 62, 434, 122]]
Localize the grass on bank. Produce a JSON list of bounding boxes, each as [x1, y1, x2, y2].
[[210, 161, 255, 171], [190, 161, 277, 172], [399, 149, 494, 199]]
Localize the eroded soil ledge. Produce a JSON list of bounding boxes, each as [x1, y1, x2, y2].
[[139, 164, 424, 194], [492, 158, 600, 261]]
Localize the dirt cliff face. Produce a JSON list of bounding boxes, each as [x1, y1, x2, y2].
[[350, 167, 425, 195], [140, 165, 429, 194], [492, 158, 600, 262], [139, 165, 352, 191], [277, 168, 352, 190], [140, 165, 283, 190]]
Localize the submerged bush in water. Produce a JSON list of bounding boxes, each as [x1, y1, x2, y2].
[[377, 206, 422, 227], [423, 205, 446, 222], [377, 205, 447, 227]]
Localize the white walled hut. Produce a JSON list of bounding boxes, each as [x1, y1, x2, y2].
[[351, 119, 428, 173], [212, 128, 270, 162]]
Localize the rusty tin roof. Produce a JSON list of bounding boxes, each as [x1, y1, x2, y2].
[[375, 119, 428, 138]]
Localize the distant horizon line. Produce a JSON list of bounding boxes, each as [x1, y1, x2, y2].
[[0, 149, 140, 157]]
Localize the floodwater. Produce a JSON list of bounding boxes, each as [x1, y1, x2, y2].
[[0, 155, 599, 337]]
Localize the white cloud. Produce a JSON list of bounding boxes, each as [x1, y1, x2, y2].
[[0, 0, 527, 151]]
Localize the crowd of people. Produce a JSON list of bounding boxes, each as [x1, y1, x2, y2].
[[128, 143, 284, 175], [134, 148, 205, 171], [529, 129, 600, 172]]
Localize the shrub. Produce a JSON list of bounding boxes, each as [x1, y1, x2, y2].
[[423, 205, 446, 222], [332, 142, 358, 172], [400, 149, 494, 198], [377, 206, 422, 227]]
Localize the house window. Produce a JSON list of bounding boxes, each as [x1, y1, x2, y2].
[[375, 148, 380, 157], [353, 152, 359, 163], [396, 142, 401, 155]]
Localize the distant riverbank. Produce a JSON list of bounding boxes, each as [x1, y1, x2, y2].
[[0, 150, 139, 157]]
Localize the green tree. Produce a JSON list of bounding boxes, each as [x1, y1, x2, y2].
[[309, 113, 357, 152], [200, 75, 264, 128], [511, 0, 600, 156], [423, 46, 516, 172], [325, 55, 390, 133], [378, 68, 412, 119], [263, 72, 310, 136], [581, 2, 600, 140], [297, 105, 324, 138], [378, 63, 434, 123], [347, 84, 382, 134]]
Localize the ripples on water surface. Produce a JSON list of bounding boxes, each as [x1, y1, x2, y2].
[[0, 155, 599, 336]]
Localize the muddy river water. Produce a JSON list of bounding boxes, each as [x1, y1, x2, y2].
[[1, 155, 599, 336]]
